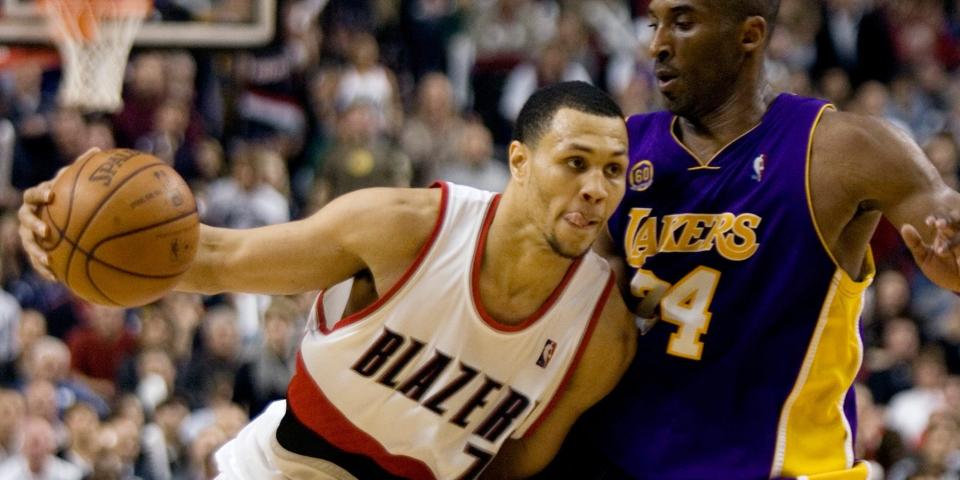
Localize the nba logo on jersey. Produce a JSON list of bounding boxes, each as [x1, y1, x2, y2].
[[752, 154, 765, 182], [537, 339, 558, 368]]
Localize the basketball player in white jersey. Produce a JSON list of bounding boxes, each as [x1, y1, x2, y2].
[[18, 81, 636, 479]]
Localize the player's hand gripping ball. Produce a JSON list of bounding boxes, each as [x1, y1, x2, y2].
[[38, 149, 199, 307]]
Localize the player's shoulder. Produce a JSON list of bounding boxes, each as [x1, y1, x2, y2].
[[814, 109, 914, 160], [329, 186, 442, 221], [626, 110, 671, 134], [321, 186, 443, 246]]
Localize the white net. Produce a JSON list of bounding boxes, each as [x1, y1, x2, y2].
[[42, 0, 148, 112]]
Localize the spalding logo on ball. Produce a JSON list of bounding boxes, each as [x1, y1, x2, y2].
[[38, 149, 200, 307]]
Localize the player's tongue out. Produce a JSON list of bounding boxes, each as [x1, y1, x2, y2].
[[564, 212, 592, 228]]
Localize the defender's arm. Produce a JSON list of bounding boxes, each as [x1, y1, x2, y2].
[[818, 111, 960, 291]]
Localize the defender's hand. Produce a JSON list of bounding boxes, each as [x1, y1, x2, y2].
[[902, 215, 960, 292], [16, 148, 99, 281]]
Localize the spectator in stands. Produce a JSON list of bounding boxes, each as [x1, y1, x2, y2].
[[136, 100, 198, 180], [0, 389, 24, 463], [68, 304, 137, 401], [177, 306, 242, 409], [813, 0, 898, 87], [158, 292, 205, 364], [141, 396, 189, 480], [923, 132, 960, 190], [854, 383, 908, 476], [115, 53, 167, 147], [939, 303, 960, 375], [134, 348, 179, 414], [203, 144, 291, 229], [232, 297, 297, 417], [398, 0, 467, 78], [887, 412, 960, 480], [868, 317, 922, 405], [312, 100, 411, 208], [436, 120, 510, 192], [25, 336, 109, 418], [0, 416, 82, 480], [335, 32, 403, 133], [0, 213, 74, 340], [0, 278, 19, 369], [887, 346, 950, 447], [86, 118, 117, 152], [107, 415, 147, 478], [399, 72, 466, 186], [63, 401, 101, 477], [185, 425, 227, 480], [465, 0, 558, 142], [500, 38, 592, 123]]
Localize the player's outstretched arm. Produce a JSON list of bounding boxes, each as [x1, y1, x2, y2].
[[176, 187, 441, 295], [822, 111, 960, 291], [479, 290, 637, 479], [18, 171, 441, 296]]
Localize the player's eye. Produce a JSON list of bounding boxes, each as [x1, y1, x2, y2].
[[605, 163, 625, 177], [567, 157, 586, 170], [674, 17, 694, 31]]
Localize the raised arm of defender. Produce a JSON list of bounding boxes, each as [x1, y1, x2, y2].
[[811, 110, 960, 291]]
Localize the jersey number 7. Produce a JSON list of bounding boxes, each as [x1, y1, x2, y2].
[[630, 266, 720, 360]]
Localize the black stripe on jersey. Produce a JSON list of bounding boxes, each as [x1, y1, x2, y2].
[[275, 404, 408, 480]]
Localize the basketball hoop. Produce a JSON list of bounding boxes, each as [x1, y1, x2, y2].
[[40, 0, 152, 112]]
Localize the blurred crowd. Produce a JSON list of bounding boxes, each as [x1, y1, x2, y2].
[[2, 0, 960, 478]]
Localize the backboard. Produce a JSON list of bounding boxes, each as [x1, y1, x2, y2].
[[0, 0, 276, 47]]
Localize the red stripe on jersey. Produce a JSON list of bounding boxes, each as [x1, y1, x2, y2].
[[287, 354, 438, 479], [314, 182, 450, 334], [522, 270, 616, 437], [470, 194, 584, 332]]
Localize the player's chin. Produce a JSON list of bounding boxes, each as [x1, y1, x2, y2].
[[661, 92, 689, 115], [550, 231, 597, 259]]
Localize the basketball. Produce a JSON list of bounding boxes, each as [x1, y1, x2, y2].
[[38, 149, 200, 307]]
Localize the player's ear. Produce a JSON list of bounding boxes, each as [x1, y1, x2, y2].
[[508, 141, 530, 183], [741, 15, 767, 53]]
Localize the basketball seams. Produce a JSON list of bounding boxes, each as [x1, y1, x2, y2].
[[88, 255, 192, 279], [56, 228, 192, 280], [82, 258, 123, 307], [41, 149, 200, 307], [63, 160, 167, 282], [40, 151, 98, 252], [87, 209, 199, 276]]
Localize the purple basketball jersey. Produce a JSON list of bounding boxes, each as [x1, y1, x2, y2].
[[594, 94, 873, 479]]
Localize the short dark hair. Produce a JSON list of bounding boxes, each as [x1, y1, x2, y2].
[[727, 0, 779, 22], [725, 0, 780, 33], [512, 81, 624, 146]]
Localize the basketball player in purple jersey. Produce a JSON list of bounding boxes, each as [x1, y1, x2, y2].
[[537, 1, 960, 479]]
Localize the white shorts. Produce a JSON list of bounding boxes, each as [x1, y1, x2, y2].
[[214, 400, 359, 480]]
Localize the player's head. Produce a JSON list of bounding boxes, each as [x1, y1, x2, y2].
[[648, 0, 779, 118], [508, 81, 627, 259]]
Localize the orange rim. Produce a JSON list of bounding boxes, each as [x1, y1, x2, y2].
[[39, 0, 152, 41]]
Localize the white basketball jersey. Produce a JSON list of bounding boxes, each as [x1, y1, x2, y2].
[[287, 182, 615, 480]]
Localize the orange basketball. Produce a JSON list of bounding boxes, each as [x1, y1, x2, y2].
[[38, 149, 199, 307]]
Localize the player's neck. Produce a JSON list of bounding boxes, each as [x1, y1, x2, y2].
[[476, 194, 575, 323], [676, 82, 774, 159]]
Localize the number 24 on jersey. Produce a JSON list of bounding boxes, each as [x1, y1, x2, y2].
[[630, 267, 720, 360]]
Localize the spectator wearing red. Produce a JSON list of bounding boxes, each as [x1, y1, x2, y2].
[[67, 304, 137, 400]]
